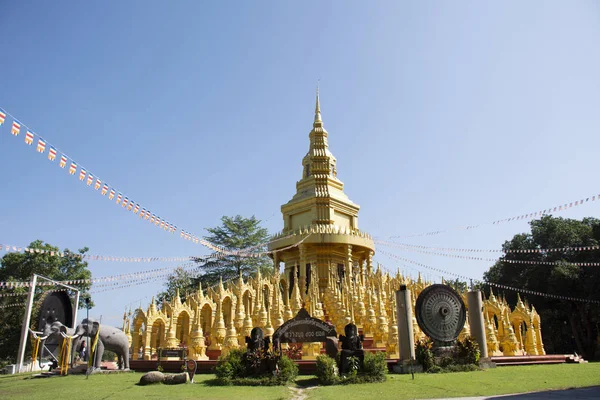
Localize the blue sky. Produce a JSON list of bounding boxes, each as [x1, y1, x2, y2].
[[1, 1, 600, 325]]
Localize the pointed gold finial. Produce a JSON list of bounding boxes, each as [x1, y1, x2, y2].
[[314, 82, 322, 124]]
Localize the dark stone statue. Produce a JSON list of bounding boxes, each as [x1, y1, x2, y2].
[[243, 327, 274, 375], [339, 323, 365, 373], [245, 327, 270, 353], [324, 337, 339, 359]]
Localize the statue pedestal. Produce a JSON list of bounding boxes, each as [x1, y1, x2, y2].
[[158, 348, 186, 362], [206, 349, 221, 360], [478, 357, 497, 369]]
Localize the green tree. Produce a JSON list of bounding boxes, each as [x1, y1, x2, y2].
[[156, 266, 196, 305], [483, 216, 600, 359], [0, 240, 93, 362], [192, 215, 271, 289], [446, 278, 468, 293]]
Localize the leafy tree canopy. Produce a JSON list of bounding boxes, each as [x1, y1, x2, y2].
[[156, 266, 197, 305], [192, 215, 271, 289], [483, 216, 600, 359], [0, 240, 93, 362]]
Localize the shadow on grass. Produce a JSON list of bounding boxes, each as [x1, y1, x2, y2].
[[202, 378, 224, 386], [294, 377, 319, 388], [201, 377, 298, 387]]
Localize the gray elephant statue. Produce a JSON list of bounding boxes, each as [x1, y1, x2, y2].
[[40, 321, 79, 368], [73, 318, 130, 371]]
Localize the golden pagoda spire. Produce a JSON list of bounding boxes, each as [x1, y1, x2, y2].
[[122, 310, 128, 331], [314, 84, 322, 124], [276, 86, 365, 232], [149, 296, 157, 316], [174, 288, 182, 307]]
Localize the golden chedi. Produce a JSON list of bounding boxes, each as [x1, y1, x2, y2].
[[131, 91, 545, 361]]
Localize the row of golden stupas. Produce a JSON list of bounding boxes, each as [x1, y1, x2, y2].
[[126, 90, 545, 360], [125, 267, 544, 360]]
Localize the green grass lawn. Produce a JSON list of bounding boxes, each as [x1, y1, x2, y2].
[[310, 363, 600, 400], [0, 364, 599, 400], [0, 373, 289, 400]]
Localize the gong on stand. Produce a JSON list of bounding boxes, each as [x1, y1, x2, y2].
[[415, 284, 466, 355], [37, 291, 74, 360]]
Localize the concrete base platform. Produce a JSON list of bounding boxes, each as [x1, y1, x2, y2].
[[490, 354, 585, 366]]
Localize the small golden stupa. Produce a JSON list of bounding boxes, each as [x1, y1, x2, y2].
[[131, 91, 545, 361]]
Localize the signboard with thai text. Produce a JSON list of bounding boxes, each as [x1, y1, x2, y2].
[[273, 308, 337, 343]]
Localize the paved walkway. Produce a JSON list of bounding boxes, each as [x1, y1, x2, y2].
[[431, 386, 600, 400]]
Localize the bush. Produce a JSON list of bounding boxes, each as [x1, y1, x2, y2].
[[442, 364, 480, 373], [215, 348, 296, 386], [413, 336, 482, 373], [282, 343, 302, 360], [427, 365, 442, 374], [426, 364, 480, 374], [316, 352, 387, 385], [361, 352, 387, 382], [275, 354, 298, 384], [315, 355, 339, 385], [101, 350, 117, 362], [215, 348, 247, 382], [438, 356, 454, 368], [455, 336, 480, 365], [415, 338, 435, 372]]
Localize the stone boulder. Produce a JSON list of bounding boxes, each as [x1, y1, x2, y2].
[[139, 371, 165, 385], [163, 372, 189, 385]]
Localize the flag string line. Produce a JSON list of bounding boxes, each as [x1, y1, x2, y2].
[[377, 249, 600, 304], [0, 260, 203, 288], [0, 302, 26, 309], [375, 240, 600, 255], [0, 232, 299, 265], [376, 240, 600, 267], [388, 193, 600, 239], [0, 287, 73, 298], [0, 107, 299, 257], [0, 107, 299, 253], [0, 107, 201, 241], [0, 244, 192, 263], [0, 234, 311, 289]]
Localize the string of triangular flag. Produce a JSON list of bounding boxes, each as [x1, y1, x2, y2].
[[375, 240, 600, 254], [0, 260, 202, 289], [0, 232, 298, 265], [91, 273, 175, 295], [0, 302, 26, 309], [1, 107, 308, 258], [389, 193, 600, 239], [0, 244, 192, 263], [377, 249, 600, 304], [0, 233, 311, 289], [376, 241, 600, 267], [0, 107, 209, 245]]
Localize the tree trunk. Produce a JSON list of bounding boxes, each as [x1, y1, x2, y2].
[[568, 304, 585, 356], [580, 306, 597, 360]]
